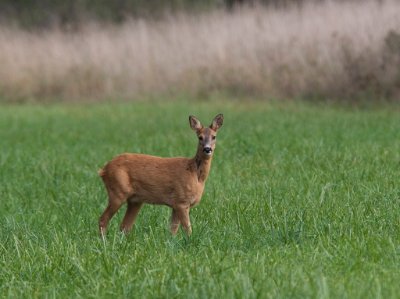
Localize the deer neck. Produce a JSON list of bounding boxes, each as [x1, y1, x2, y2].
[[193, 150, 213, 183]]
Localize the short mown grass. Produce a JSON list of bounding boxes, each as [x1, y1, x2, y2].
[[0, 99, 399, 298]]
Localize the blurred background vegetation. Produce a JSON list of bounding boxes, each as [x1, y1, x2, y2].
[[0, 0, 313, 28], [0, 0, 399, 103]]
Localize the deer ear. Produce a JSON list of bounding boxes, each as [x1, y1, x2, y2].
[[210, 113, 224, 131], [189, 115, 203, 131]]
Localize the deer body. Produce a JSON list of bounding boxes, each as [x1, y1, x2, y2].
[[98, 114, 223, 236], [99, 154, 209, 207]]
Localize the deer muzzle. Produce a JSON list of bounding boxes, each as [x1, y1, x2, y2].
[[203, 147, 213, 155]]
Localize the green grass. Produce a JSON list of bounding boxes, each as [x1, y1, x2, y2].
[[0, 99, 400, 298]]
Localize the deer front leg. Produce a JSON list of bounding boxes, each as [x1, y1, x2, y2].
[[170, 209, 181, 235], [174, 206, 192, 236]]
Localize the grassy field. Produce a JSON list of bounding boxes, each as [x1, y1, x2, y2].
[[0, 99, 400, 298]]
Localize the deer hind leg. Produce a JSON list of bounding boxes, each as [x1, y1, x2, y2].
[[99, 197, 123, 236], [99, 170, 133, 236], [174, 206, 192, 236], [120, 202, 143, 233], [99, 190, 132, 235], [170, 209, 181, 235]]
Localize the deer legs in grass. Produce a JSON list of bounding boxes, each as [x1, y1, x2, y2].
[[170, 209, 180, 235], [100, 202, 192, 236], [170, 206, 192, 236], [120, 202, 143, 233], [99, 201, 122, 236], [99, 194, 143, 235]]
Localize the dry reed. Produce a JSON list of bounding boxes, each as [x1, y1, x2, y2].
[[0, 0, 399, 102]]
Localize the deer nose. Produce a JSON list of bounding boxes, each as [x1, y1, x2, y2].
[[203, 147, 213, 154]]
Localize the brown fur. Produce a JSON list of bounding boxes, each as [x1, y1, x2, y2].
[[98, 114, 223, 236]]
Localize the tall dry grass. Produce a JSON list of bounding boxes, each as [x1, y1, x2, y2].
[[0, 0, 399, 102]]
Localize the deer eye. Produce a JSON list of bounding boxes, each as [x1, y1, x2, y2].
[[212, 136, 216, 140], [198, 136, 203, 141]]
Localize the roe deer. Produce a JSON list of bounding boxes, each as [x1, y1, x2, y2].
[[98, 114, 224, 236]]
